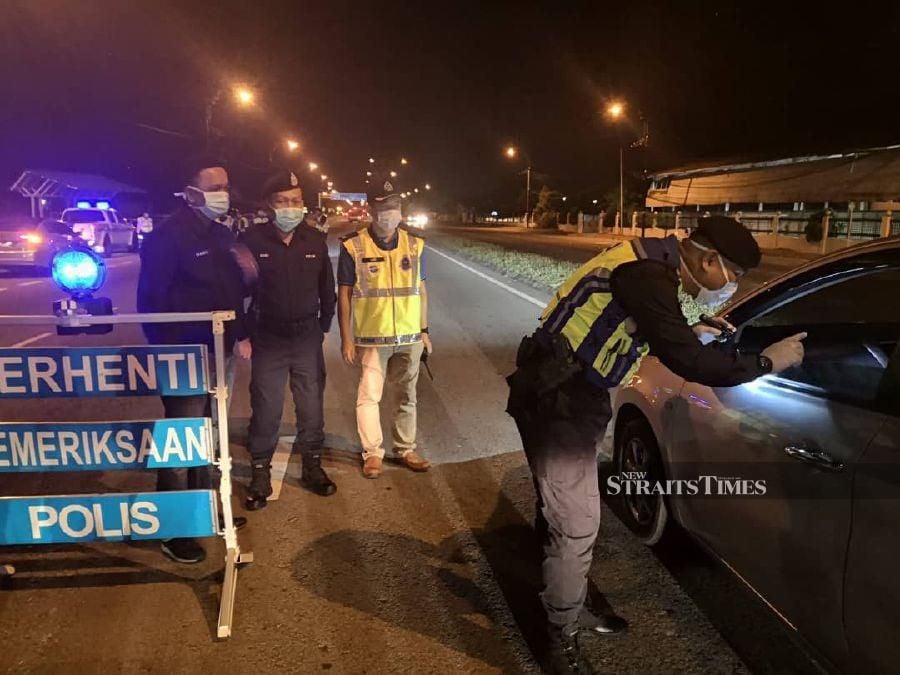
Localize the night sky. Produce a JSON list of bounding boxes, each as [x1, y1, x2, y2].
[[1, 0, 898, 213]]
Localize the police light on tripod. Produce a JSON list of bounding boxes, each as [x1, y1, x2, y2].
[[50, 248, 113, 335]]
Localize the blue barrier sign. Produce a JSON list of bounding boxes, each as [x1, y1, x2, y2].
[[0, 418, 212, 472], [0, 345, 208, 398], [0, 491, 218, 545]]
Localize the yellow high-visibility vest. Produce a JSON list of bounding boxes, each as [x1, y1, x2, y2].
[[540, 238, 677, 388], [342, 227, 424, 346]]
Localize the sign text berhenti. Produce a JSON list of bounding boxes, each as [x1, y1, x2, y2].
[[0, 345, 208, 398], [0, 344, 216, 545]]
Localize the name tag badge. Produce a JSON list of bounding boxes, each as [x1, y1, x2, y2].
[[259, 253, 270, 259], [195, 249, 209, 258], [305, 253, 317, 259], [361, 257, 385, 263]]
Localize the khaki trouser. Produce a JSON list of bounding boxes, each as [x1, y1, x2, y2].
[[357, 341, 424, 460]]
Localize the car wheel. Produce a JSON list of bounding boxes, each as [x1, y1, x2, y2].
[[613, 415, 669, 546]]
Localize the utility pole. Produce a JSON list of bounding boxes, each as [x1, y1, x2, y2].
[[526, 165, 532, 228], [619, 146, 624, 233]]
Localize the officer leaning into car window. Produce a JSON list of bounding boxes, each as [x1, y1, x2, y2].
[[506, 216, 807, 674], [239, 171, 337, 510]]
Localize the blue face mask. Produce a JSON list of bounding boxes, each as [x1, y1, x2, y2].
[[273, 207, 304, 232]]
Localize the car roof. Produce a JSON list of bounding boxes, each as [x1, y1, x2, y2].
[[728, 235, 900, 311]]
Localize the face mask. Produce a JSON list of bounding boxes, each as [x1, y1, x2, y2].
[[682, 240, 739, 308], [373, 209, 402, 237], [273, 207, 304, 232], [187, 187, 230, 220]]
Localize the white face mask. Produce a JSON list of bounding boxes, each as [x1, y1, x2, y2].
[[187, 187, 230, 220], [682, 240, 739, 308], [273, 207, 304, 232], [373, 209, 402, 237]]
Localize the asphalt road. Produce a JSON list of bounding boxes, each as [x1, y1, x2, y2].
[[0, 223, 821, 674]]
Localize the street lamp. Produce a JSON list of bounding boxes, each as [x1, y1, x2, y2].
[[366, 171, 372, 177], [308, 162, 319, 172], [234, 86, 255, 106], [368, 158, 375, 164], [401, 157, 408, 165], [204, 83, 258, 147], [320, 174, 328, 181], [390, 171, 398, 178], [503, 145, 532, 227], [425, 183, 431, 190], [285, 139, 300, 152], [606, 100, 627, 232]]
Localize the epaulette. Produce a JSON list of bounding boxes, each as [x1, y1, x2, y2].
[[340, 230, 361, 242], [399, 224, 425, 239]]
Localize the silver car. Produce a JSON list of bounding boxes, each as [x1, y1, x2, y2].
[[61, 207, 137, 257], [608, 236, 900, 673]]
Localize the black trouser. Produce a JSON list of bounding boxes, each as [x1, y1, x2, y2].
[[157, 394, 213, 492], [247, 327, 326, 463], [507, 368, 612, 629]]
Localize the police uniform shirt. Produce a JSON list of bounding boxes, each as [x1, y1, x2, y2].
[[337, 225, 427, 287], [137, 203, 248, 348], [239, 222, 336, 334]]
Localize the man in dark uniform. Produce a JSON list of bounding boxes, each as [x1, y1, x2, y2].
[[137, 157, 250, 565], [240, 171, 337, 509], [507, 217, 808, 674]]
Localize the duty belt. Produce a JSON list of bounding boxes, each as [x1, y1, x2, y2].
[[258, 315, 318, 337]]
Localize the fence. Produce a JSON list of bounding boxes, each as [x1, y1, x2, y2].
[[0, 310, 251, 639]]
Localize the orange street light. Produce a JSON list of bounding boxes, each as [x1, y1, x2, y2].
[[368, 157, 376, 164], [390, 171, 398, 178], [504, 146, 517, 159], [425, 183, 431, 190], [308, 162, 319, 172], [606, 101, 625, 119], [234, 86, 256, 106], [320, 174, 328, 181], [401, 157, 408, 165]]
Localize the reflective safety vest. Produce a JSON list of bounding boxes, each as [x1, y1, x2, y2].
[[342, 227, 424, 346], [539, 237, 677, 389]]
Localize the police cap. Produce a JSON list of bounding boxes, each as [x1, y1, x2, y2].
[[260, 170, 302, 199], [694, 216, 762, 271], [367, 173, 401, 210]]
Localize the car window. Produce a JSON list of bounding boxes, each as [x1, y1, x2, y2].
[[63, 210, 104, 224], [40, 220, 74, 235], [741, 267, 900, 410], [106, 211, 118, 223]]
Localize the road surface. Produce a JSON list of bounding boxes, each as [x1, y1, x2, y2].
[[0, 222, 820, 674]]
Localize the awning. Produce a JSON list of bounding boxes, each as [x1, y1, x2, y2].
[[646, 146, 900, 208], [10, 169, 146, 202]]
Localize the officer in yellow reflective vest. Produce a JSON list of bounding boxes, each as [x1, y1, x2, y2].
[[337, 178, 433, 479], [507, 216, 808, 674]]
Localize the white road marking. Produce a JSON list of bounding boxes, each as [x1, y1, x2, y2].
[[17, 280, 43, 288], [9, 331, 53, 348], [427, 245, 545, 308], [268, 437, 295, 501]]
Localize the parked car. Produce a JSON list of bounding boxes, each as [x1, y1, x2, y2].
[[608, 236, 900, 673], [346, 205, 368, 223], [0, 216, 76, 274], [61, 206, 136, 257]]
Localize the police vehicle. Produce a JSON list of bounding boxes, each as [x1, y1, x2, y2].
[[61, 204, 138, 257]]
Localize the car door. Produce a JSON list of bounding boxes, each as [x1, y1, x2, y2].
[[842, 350, 900, 674], [667, 255, 899, 667], [106, 210, 129, 247]]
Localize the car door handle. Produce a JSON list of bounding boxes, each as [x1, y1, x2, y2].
[[784, 442, 844, 472]]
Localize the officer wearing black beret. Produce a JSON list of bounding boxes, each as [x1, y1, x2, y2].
[[239, 170, 337, 508], [506, 216, 806, 673]]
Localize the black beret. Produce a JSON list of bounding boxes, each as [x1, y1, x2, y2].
[[694, 216, 762, 270], [182, 152, 227, 185], [260, 170, 302, 199]]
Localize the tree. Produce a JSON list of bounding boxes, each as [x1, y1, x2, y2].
[[532, 185, 563, 229]]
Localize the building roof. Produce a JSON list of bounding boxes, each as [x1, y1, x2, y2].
[[10, 169, 146, 201], [646, 144, 900, 208]]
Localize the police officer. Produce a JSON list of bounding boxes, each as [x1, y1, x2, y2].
[[507, 216, 807, 674], [137, 156, 250, 564], [337, 177, 432, 478], [240, 171, 337, 509]]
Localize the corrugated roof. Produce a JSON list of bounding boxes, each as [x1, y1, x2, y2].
[[10, 169, 146, 199]]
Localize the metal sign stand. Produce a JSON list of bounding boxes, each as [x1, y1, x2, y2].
[[0, 310, 252, 639]]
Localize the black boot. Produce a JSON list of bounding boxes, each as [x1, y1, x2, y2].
[[543, 625, 594, 675], [245, 461, 272, 511], [300, 453, 337, 497]]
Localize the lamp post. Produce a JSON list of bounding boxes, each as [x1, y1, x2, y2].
[[504, 146, 532, 227], [205, 85, 257, 148], [605, 101, 626, 232]]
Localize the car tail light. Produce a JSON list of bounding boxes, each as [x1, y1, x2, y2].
[[19, 233, 42, 245]]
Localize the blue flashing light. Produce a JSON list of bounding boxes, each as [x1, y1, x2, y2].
[[76, 201, 91, 209], [51, 248, 107, 296], [95, 201, 110, 210]]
